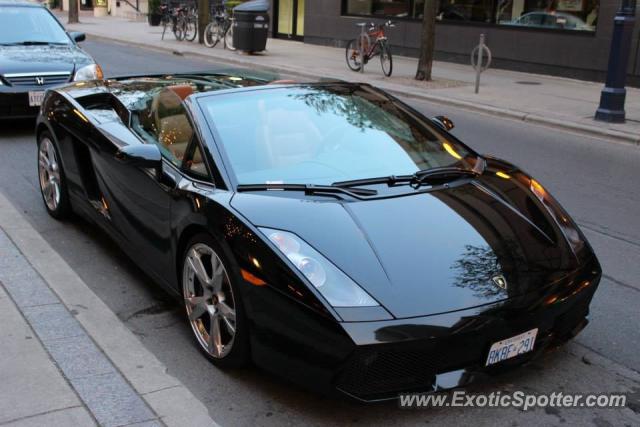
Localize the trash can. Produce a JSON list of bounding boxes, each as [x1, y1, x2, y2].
[[232, 0, 270, 53]]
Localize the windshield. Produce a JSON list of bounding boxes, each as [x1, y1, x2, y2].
[[200, 85, 476, 186], [0, 7, 71, 45]]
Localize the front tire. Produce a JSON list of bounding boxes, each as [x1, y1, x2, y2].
[[380, 41, 393, 77], [181, 233, 249, 367], [38, 132, 71, 220]]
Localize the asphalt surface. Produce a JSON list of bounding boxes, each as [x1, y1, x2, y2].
[[1, 40, 639, 427]]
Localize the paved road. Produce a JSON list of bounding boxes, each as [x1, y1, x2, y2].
[[1, 40, 638, 427]]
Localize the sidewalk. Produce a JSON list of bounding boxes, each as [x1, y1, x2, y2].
[[0, 277, 96, 426], [58, 12, 640, 144], [0, 192, 217, 427]]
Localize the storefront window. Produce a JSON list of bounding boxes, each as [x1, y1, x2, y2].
[[342, 0, 598, 31], [494, 0, 598, 31], [344, 0, 417, 18]]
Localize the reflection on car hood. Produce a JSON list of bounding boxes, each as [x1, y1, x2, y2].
[[230, 175, 583, 318], [0, 45, 92, 75]]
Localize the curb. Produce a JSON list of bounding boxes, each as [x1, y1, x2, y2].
[[81, 32, 640, 147], [0, 192, 220, 427]]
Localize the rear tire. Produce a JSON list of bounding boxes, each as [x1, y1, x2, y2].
[[37, 132, 71, 220], [380, 41, 393, 77]]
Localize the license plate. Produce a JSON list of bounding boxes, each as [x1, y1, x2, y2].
[[485, 328, 538, 366], [28, 91, 45, 107]]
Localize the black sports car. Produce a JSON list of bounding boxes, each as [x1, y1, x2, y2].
[[36, 72, 601, 401], [0, 1, 100, 118]]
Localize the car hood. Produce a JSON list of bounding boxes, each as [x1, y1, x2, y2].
[[0, 44, 92, 76], [230, 175, 584, 319]]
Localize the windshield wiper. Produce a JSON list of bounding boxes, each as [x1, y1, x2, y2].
[[236, 183, 377, 198], [333, 162, 485, 190], [412, 166, 479, 186], [332, 174, 414, 188]]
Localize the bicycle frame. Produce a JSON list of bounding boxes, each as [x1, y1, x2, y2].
[[359, 24, 388, 60]]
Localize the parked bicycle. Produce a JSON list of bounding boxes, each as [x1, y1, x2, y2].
[[160, 4, 176, 41], [203, 1, 235, 50], [176, 6, 198, 42], [161, 4, 198, 42], [345, 20, 394, 76]]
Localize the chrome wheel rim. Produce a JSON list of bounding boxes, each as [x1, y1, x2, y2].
[[183, 243, 236, 358], [38, 137, 61, 212]]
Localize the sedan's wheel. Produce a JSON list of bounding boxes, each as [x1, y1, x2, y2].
[[38, 132, 70, 219], [182, 234, 248, 367]]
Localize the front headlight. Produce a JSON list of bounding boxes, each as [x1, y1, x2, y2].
[[73, 64, 104, 81], [261, 228, 380, 307]]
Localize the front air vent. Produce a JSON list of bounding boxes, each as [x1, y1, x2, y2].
[[3, 71, 71, 87]]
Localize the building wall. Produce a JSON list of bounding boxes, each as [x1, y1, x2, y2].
[[296, 0, 640, 84]]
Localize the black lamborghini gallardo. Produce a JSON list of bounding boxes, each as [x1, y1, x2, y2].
[[36, 72, 601, 401]]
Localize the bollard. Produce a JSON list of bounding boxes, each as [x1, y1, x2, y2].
[[359, 33, 367, 74], [471, 34, 492, 94]]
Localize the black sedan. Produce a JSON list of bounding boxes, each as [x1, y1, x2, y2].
[[36, 73, 601, 401], [0, 1, 100, 118]]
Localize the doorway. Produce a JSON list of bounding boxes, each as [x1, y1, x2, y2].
[[275, 0, 305, 40]]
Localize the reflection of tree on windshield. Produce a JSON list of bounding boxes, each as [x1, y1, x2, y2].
[[451, 244, 505, 299], [289, 87, 458, 171], [290, 88, 413, 140]]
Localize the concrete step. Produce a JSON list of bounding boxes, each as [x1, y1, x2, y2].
[[120, 9, 147, 22], [116, 0, 148, 22]]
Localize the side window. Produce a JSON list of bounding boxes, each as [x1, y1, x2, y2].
[[151, 86, 195, 167], [183, 140, 211, 180]]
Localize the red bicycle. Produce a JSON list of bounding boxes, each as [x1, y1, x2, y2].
[[345, 20, 394, 76]]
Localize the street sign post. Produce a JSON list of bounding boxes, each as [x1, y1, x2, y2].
[[471, 34, 492, 94]]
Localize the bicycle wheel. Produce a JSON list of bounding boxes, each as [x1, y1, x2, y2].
[[184, 17, 197, 42], [345, 39, 362, 72], [174, 17, 185, 41], [346, 34, 370, 72], [380, 41, 393, 77], [224, 21, 236, 51], [161, 18, 168, 40], [204, 22, 221, 48]]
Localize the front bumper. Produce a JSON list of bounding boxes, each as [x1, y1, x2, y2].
[[0, 90, 41, 119], [249, 257, 601, 401]]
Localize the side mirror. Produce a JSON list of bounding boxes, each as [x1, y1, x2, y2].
[[432, 115, 455, 132], [116, 144, 163, 178], [69, 32, 86, 43]]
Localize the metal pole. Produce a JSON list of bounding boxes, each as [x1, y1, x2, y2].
[[475, 34, 485, 94], [595, 0, 637, 123], [359, 31, 365, 74]]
